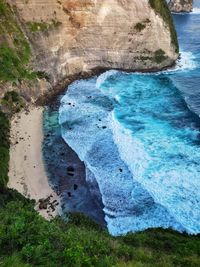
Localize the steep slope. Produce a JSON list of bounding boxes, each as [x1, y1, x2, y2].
[[0, 0, 179, 101]]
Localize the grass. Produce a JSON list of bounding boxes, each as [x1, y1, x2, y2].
[[0, 0, 35, 82], [0, 95, 199, 266], [0, 110, 10, 190], [0, 189, 199, 266], [149, 0, 179, 53], [0, 1, 198, 266], [26, 20, 62, 33], [0, 92, 25, 190]]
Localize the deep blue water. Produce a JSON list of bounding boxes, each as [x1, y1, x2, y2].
[[59, 6, 200, 235]]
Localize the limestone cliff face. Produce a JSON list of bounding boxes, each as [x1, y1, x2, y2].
[[1, 0, 178, 101], [169, 0, 193, 12]]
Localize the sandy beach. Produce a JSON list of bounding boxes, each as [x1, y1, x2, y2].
[[8, 106, 60, 220]]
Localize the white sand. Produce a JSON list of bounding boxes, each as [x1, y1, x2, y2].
[[8, 106, 60, 220]]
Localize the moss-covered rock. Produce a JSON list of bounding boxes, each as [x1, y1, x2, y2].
[[149, 0, 179, 53]]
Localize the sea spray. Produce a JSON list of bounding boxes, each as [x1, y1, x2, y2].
[[59, 74, 199, 235]]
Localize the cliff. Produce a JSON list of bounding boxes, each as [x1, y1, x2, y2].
[[168, 0, 193, 13], [0, 0, 179, 101]]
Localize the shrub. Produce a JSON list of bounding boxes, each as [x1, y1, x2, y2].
[[134, 23, 146, 32], [154, 49, 167, 63], [1, 91, 26, 115], [0, 188, 200, 267], [0, 110, 10, 189]]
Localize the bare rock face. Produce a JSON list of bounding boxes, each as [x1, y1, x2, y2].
[[3, 0, 179, 100], [169, 0, 193, 13]]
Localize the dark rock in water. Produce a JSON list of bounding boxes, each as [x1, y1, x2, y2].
[[68, 172, 74, 177], [102, 126, 107, 129], [67, 166, 75, 172], [43, 101, 106, 226], [74, 184, 78, 190], [168, 0, 193, 13], [119, 168, 123, 173], [67, 166, 75, 176]]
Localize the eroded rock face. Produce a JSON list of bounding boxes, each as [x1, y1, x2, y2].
[[169, 0, 193, 13], [3, 0, 178, 100]]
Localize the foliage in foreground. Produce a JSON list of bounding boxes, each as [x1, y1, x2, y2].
[[0, 189, 199, 267]]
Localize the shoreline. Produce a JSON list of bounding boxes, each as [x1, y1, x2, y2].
[[5, 60, 178, 224], [36, 60, 177, 106], [43, 97, 106, 226], [8, 105, 60, 220]]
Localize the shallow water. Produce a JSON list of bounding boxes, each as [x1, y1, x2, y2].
[[59, 4, 200, 235]]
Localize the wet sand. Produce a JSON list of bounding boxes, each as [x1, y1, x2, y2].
[[43, 97, 105, 226]]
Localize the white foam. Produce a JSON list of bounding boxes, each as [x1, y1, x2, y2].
[[59, 77, 190, 236], [171, 8, 200, 15], [109, 101, 200, 235], [96, 70, 120, 89], [192, 8, 200, 14], [95, 52, 197, 82], [59, 72, 200, 236], [171, 51, 197, 71]]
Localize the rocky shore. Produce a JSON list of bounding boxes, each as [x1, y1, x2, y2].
[[169, 0, 193, 13], [43, 93, 105, 225]]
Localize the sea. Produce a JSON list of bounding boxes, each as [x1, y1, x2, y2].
[[58, 2, 200, 236]]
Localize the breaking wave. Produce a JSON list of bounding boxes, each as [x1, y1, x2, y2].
[[59, 71, 200, 235]]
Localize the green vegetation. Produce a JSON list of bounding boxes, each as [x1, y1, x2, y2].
[[26, 20, 62, 33], [134, 23, 146, 32], [1, 91, 25, 115], [134, 19, 150, 32], [0, 94, 199, 266], [0, 94, 199, 267], [154, 49, 167, 63], [149, 0, 179, 53], [0, 91, 25, 190], [0, 2, 198, 266], [0, 110, 10, 190], [0, 0, 35, 82], [0, 189, 199, 267]]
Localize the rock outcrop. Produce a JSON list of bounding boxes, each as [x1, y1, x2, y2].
[[168, 0, 193, 13], [1, 0, 179, 101]]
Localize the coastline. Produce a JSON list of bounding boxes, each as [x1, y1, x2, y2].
[[43, 96, 106, 226], [8, 105, 60, 220], [36, 60, 177, 106]]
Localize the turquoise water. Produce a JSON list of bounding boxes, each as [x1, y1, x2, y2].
[[59, 7, 200, 235]]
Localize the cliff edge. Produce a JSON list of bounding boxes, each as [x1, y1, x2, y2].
[[0, 0, 179, 101]]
